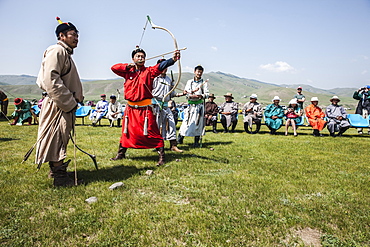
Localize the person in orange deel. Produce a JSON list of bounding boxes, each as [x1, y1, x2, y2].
[[305, 97, 327, 136]]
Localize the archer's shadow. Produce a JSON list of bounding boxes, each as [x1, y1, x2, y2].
[[0, 137, 21, 142], [197, 141, 233, 148], [77, 165, 154, 184]]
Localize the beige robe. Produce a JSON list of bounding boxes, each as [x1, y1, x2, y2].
[[35, 41, 83, 164]]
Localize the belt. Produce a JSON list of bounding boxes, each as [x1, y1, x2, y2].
[[127, 99, 152, 108], [188, 99, 203, 105], [151, 98, 168, 107]]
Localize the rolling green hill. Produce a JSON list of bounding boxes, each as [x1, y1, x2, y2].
[[0, 73, 358, 108]]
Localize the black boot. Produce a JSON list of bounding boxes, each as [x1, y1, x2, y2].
[[212, 122, 218, 133], [48, 160, 75, 179], [231, 121, 237, 133], [51, 161, 81, 187], [313, 129, 320, 136], [337, 127, 348, 137], [156, 147, 165, 166], [193, 136, 200, 148], [117, 119, 121, 127], [110, 144, 127, 160], [177, 134, 184, 144]]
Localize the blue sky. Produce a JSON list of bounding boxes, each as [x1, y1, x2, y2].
[[0, 0, 369, 89]]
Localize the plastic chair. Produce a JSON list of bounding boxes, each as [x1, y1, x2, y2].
[[31, 105, 41, 124], [285, 116, 304, 126], [75, 106, 92, 125], [179, 111, 185, 121], [347, 114, 369, 128]]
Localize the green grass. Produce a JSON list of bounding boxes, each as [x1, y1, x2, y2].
[[0, 116, 369, 246]]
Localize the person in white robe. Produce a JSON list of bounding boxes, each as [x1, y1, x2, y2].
[[89, 94, 108, 125], [177, 65, 209, 147], [107, 95, 122, 127]]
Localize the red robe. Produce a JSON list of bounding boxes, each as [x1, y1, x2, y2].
[[305, 104, 326, 131], [111, 63, 164, 149]]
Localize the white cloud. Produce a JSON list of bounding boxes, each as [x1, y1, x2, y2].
[[259, 61, 295, 72], [361, 55, 369, 60], [183, 66, 194, 73], [361, 70, 367, 75], [211, 46, 218, 51]]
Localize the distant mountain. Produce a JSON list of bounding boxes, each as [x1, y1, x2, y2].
[[0, 75, 37, 85], [0, 73, 358, 109]]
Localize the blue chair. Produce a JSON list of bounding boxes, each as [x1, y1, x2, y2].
[[347, 114, 369, 128], [179, 111, 185, 121], [285, 116, 304, 126], [31, 105, 41, 124], [32, 105, 41, 116], [75, 106, 92, 125]]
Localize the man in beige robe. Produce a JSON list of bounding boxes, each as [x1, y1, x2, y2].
[[35, 17, 83, 187]]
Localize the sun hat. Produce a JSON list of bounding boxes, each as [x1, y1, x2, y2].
[[330, 95, 340, 102], [224, 93, 234, 99], [250, 94, 258, 99], [288, 99, 298, 105], [14, 98, 23, 105], [297, 86, 302, 90], [310, 97, 319, 102], [208, 93, 216, 99], [100, 94, 106, 97], [272, 96, 281, 102]]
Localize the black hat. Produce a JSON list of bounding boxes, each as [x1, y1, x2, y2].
[[132, 46, 146, 58], [194, 65, 204, 71], [110, 95, 117, 100], [55, 17, 78, 37]]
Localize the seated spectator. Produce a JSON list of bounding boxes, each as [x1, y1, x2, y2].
[[107, 95, 122, 127], [10, 98, 32, 125], [284, 98, 302, 136], [205, 93, 218, 133], [219, 93, 238, 133], [242, 93, 262, 134], [264, 96, 284, 135], [326, 96, 350, 137], [353, 85, 370, 135], [305, 97, 327, 137], [89, 94, 108, 126]]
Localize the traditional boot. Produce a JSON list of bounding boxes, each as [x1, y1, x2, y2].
[[117, 119, 121, 127], [51, 161, 80, 187], [212, 122, 218, 133], [156, 147, 165, 166], [231, 122, 237, 133], [110, 144, 127, 160], [27, 117, 32, 125], [193, 136, 200, 148], [177, 134, 184, 144], [48, 160, 75, 178], [170, 139, 183, 152], [10, 116, 19, 125]]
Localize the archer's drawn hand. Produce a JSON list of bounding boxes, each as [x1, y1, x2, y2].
[[173, 50, 180, 62], [127, 63, 135, 69]]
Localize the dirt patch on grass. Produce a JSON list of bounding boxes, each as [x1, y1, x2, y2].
[[283, 227, 322, 246]]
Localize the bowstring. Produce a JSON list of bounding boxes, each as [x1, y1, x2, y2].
[[138, 18, 149, 47]]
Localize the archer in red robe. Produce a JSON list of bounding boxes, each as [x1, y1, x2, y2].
[[110, 48, 180, 166]]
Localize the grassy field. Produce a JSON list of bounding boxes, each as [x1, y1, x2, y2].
[[0, 115, 369, 246]]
